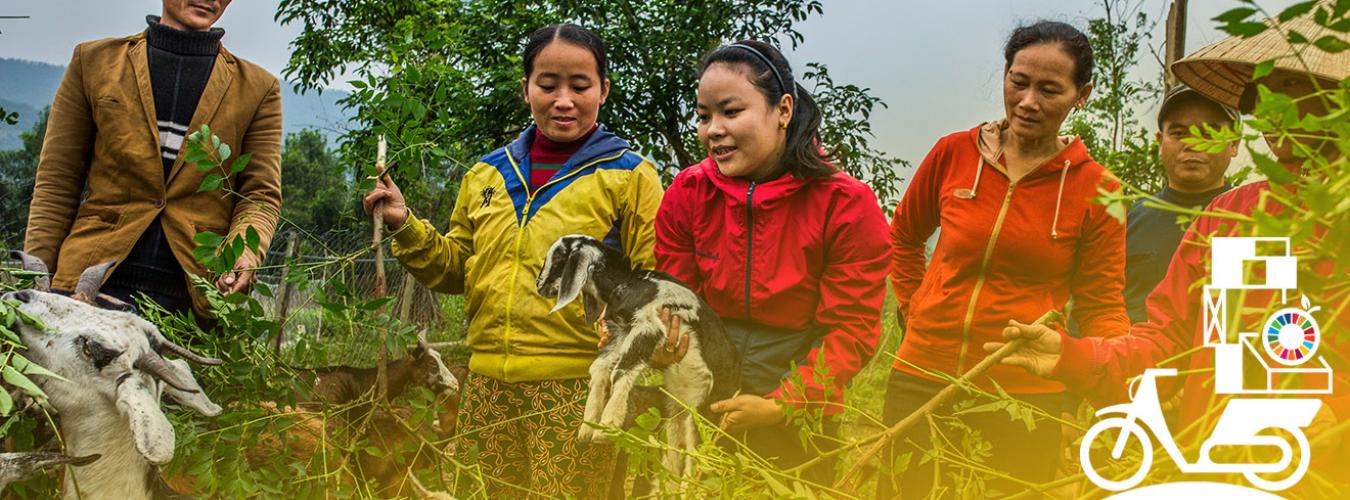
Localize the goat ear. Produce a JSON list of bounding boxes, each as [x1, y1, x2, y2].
[[12, 251, 51, 292], [548, 246, 597, 315], [582, 294, 606, 325], [74, 260, 116, 303], [160, 359, 222, 417], [115, 375, 176, 464]]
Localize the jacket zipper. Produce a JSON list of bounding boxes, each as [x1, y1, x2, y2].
[[499, 149, 629, 375], [744, 182, 756, 323], [956, 181, 1017, 374]]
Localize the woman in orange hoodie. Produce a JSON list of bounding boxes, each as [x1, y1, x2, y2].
[[881, 21, 1128, 496]]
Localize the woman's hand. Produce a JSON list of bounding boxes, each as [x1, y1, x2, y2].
[[712, 394, 785, 432], [983, 319, 1063, 377], [362, 171, 410, 230], [650, 308, 689, 368], [595, 306, 690, 369]]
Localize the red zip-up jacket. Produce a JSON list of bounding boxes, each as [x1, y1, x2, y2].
[[655, 157, 889, 413], [1053, 179, 1350, 459], [891, 122, 1128, 394]]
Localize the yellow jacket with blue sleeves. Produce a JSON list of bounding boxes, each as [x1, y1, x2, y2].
[[391, 124, 662, 382]]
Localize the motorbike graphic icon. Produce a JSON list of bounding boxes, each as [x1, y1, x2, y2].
[[1080, 368, 1321, 491], [1080, 238, 1331, 493]]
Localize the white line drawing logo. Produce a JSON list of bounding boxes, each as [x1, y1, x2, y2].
[[1080, 237, 1330, 492]]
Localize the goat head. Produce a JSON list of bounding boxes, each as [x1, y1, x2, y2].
[[410, 331, 459, 394], [4, 278, 220, 464], [537, 234, 618, 324]]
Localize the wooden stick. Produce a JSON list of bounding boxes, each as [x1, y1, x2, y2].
[[834, 309, 1063, 491], [373, 135, 390, 400]]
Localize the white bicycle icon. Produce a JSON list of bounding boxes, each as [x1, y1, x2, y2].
[[1080, 368, 1320, 492]]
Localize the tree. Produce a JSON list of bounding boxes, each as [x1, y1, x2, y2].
[[279, 128, 359, 233], [1065, 0, 1167, 194], [275, 0, 908, 206], [0, 107, 47, 249]]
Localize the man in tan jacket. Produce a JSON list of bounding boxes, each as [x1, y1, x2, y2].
[[24, 0, 281, 319]]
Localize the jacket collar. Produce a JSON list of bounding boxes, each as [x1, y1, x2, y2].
[[697, 156, 817, 206], [974, 119, 1092, 180], [126, 31, 237, 185], [504, 123, 631, 174]]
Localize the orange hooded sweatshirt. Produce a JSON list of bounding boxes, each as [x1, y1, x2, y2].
[[890, 121, 1129, 394]]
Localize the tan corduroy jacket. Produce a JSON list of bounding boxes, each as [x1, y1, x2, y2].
[[24, 31, 282, 317]]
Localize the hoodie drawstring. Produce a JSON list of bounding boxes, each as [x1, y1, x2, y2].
[[956, 155, 985, 200], [1050, 159, 1070, 240], [961, 151, 1071, 240]]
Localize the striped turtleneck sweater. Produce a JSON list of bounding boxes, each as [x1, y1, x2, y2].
[[102, 16, 224, 314], [528, 125, 596, 194], [146, 14, 223, 172]]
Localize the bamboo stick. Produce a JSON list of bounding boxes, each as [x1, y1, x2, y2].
[[373, 135, 389, 400], [834, 309, 1063, 491]]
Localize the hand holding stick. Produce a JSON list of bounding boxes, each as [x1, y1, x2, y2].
[[834, 309, 1064, 491]]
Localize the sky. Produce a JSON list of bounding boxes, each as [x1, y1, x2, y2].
[[0, 0, 1299, 167]]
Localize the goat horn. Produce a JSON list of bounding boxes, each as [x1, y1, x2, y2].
[[10, 251, 51, 292], [144, 329, 223, 366], [134, 352, 199, 393], [73, 260, 117, 304]]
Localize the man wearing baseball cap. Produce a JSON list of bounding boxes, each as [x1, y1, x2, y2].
[[1121, 86, 1238, 323]]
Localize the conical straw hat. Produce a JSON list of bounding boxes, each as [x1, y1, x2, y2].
[[1171, 1, 1349, 110]]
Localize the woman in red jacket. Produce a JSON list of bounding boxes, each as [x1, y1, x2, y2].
[[882, 21, 1128, 496], [653, 40, 890, 484]]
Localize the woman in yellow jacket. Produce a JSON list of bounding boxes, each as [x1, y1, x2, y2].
[[362, 24, 662, 499]]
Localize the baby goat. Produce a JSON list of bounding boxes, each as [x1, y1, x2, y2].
[[223, 334, 458, 496], [536, 235, 739, 477], [7, 253, 221, 500], [297, 332, 458, 405]]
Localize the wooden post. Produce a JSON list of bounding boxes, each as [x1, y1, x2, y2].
[[1164, 0, 1188, 92], [372, 135, 390, 400], [397, 271, 417, 323], [271, 232, 299, 355]]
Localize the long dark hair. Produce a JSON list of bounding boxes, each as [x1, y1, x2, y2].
[[523, 23, 608, 81], [1004, 21, 1095, 88], [698, 40, 835, 179]]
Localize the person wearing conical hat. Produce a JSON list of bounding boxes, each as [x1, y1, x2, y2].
[[991, 1, 1350, 490]]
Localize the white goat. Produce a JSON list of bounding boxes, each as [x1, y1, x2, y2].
[[536, 235, 741, 479], [6, 254, 221, 499]]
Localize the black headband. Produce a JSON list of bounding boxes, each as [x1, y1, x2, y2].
[[723, 43, 797, 100]]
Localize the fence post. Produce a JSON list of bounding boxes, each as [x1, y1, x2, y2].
[[397, 271, 417, 322], [271, 232, 299, 355]]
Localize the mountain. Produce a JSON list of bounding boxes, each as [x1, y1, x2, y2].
[[0, 57, 353, 150]]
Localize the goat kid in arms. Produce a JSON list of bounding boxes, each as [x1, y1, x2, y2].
[[536, 234, 739, 476], [6, 253, 221, 499]]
